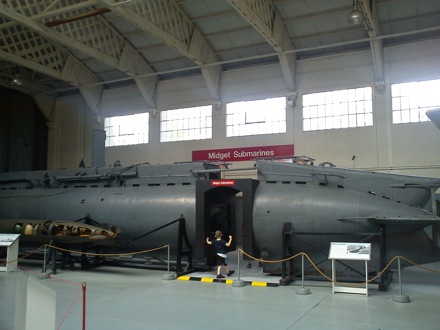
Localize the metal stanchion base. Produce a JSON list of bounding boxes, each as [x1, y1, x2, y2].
[[37, 273, 51, 279], [162, 273, 176, 280], [296, 287, 311, 295], [232, 280, 246, 287], [392, 295, 410, 303]]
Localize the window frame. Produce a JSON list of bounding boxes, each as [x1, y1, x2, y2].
[[104, 113, 149, 147], [302, 87, 373, 131], [226, 97, 287, 137], [391, 79, 440, 124], [160, 105, 212, 142]]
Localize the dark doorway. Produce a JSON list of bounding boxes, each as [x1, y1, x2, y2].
[[0, 87, 48, 172], [204, 187, 238, 250], [195, 179, 259, 262], [208, 203, 231, 237]]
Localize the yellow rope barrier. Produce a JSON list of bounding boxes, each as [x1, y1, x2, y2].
[[0, 244, 47, 265], [238, 248, 440, 287], [0, 244, 169, 265], [18, 244, 47, 261], [44, 244, 169, 257], [2, 244, 439, 288]]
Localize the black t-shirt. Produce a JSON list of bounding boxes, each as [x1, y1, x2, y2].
[[212, 239, 227, 254]]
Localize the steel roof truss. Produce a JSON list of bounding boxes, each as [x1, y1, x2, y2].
[[359, 0, 385, 91], [0, 1, 156, 107], [0, 13, 102, 113], [227, 0, 296, 93], [101, 0, 221, 100]]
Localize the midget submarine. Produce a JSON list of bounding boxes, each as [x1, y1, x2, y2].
[[0, 158, 439, 286]]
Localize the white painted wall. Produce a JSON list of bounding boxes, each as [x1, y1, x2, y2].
[[50, 96, 102, 169], [48, 39, 440, 178], [293, 39, 440, 177]]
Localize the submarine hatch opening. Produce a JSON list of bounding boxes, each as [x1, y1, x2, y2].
[[204, 187, 238, 265], [195, 179, 259, 265]]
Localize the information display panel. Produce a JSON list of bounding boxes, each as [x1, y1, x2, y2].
[[329, 242, 371, 296], [329, 242, 371, 260], [0, 234, 20, 272]]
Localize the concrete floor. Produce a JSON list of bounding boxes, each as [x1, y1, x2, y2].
[[1, 256, 440, 330]]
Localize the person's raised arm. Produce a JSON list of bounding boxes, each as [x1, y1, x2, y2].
[[226, 235, 232, 247], [206, 237, 212, 245]]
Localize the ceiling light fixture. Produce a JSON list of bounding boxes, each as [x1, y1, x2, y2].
[[11, 74, 22, 86], [348, 0, 364, 25]]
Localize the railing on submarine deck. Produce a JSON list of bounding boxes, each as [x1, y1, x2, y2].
[[127, 215, 193, 274], [190, 166, 257, 178], [190, 156, 315, 178]]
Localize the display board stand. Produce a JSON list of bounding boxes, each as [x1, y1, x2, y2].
[[329, 242, 371, 296], [0, 234, 20, 272]]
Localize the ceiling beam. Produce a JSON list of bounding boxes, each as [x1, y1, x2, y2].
[[358, 0, 385, 92], [226, 0, 296, 97], [101, 0, 222, 101], [0, 69, 53, 95], [0, 1, 157, 109], [0, 24, 103, 115]]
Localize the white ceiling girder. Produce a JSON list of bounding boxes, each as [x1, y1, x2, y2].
[[0, 0, 100, 30], [273, 10, 295, 93], [62, 57, 103, 115], [359, 0, 385, 90], [101, 0, 221, 100], [0, 63, 55, 121], [0, 11, 103, 114], [227, 0, 296, 93], [0, 1, 157, 108], [0, 49, 61, 80], [370, 39, 384, 83], [0, 43, 103, 115], [0, 78, 50, 95], [120, 42, 157, 108], [102, 0, 194, 59], [0, 4, 118, 67], [188, 29, 221, 100], [33, 94, 56, 123], [227, 0, 280, 50], [38, 0, 100, 17], [278, 52, 296, 93]]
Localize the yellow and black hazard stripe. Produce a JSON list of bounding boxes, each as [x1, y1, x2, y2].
[[177, 276, 278, 287]]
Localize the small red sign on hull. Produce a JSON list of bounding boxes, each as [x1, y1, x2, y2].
[[210, 180, 236, 186]]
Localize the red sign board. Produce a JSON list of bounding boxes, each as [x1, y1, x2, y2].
[[211, 180, 236, 187], [192, 144, 294, 162]]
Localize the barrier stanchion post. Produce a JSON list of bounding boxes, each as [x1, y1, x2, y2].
[[392, 257, 410, 303], [43, 244, 46, 273], [162, 245, 176, 280], [38, 244, 50, 279], [233, 249, 245, 287], [296, 253, 310, 295], [82, 282, 86, 330]]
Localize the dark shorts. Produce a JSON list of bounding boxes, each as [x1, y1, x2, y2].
[[216, 255, 228, 266]]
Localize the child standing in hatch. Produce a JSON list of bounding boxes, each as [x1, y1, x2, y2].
[[206, 230, 235, 279]]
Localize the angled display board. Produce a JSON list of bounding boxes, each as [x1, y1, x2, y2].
[[329, 242, 371, 296], [329, 242, 371, 260], [0, 234, 20, 272]]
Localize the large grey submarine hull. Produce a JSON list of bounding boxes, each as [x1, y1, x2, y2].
[[0, 159, 439, 278], [253, 160, 440, 275]]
